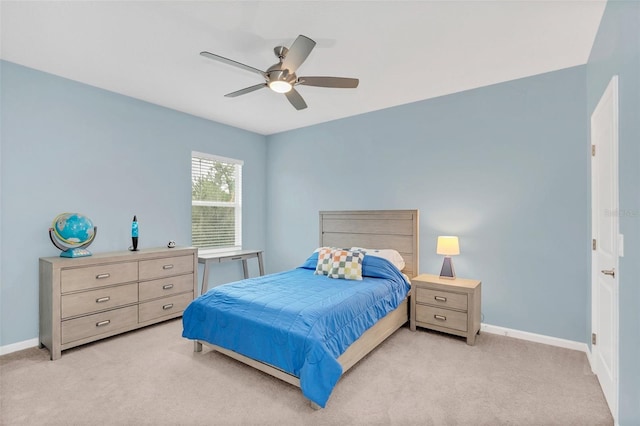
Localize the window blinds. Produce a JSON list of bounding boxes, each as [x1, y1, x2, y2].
[[191, 152, 243, 250]]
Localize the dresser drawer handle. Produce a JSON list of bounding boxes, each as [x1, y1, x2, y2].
[[162, 284, 174, 290], [231, 256, 242, 260], [162, 264, 174, 270], [162, 303, 174, 310], [96, 320, 111, 327], [434, 296, 447, 302], [434, 314, 447, 321], [96, 296, 111, 303], [96, 273, 111, 279]]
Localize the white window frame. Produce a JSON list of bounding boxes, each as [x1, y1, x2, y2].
[[191, 151, 243, 254]]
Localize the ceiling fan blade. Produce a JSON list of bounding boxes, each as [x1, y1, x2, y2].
[[298, 76, 359, 89], [281, 35, 316, 73], [224, 83, 268, 98], [285, 88, 307, 110], [200, 51, 266, 77]]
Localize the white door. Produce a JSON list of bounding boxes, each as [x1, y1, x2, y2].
[[591, 75, 620, 419]]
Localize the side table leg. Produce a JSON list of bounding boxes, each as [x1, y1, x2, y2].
[[257, 252, 265, 276], [201, 263, 211, 296], [242, 259, 249, 279]]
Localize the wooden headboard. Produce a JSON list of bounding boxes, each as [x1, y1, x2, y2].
[[319, 210, 419, 278]]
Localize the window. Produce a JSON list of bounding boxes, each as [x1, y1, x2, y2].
[[191, 152, 243, 252]]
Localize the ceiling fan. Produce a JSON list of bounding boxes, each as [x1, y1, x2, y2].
[[200, 34, 359, 110]]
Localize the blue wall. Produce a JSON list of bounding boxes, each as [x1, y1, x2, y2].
[[587, 1, 640, 423], [266, 66, 590, 342], [0, 61, 267, 346]]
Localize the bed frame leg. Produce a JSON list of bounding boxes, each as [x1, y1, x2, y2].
[[310, 402, 322, 410], [194, 340, 203, 352]]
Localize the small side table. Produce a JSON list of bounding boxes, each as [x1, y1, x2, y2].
[[410, 274, 481, 345], [198, 249, 264, 295]]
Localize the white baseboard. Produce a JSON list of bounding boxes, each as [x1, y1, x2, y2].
[[481, 323, 591, 361], [584, 342, 593, 371], [0, 338, 39, 356]]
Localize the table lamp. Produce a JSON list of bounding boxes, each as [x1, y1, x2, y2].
[[437, 236, 459, 279]]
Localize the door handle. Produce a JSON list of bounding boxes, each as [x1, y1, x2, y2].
[[601, 268, 615, 278]]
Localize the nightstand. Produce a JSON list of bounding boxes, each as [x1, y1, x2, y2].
[[410, 274, 481, 345]]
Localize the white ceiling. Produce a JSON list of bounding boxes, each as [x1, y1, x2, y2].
[[1, 1, 606, 135]]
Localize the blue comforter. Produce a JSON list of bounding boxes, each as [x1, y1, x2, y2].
[[182, 253, 410, 407]]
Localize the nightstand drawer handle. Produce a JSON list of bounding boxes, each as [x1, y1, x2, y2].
[[96, 273, 110, 279], [434, 314, 447, 321], [434, 296, 447, 302], [96, 296, 110, 303], [162, 303, 174, 310], [162, 264, 174, 270], [162, 284, 174, 290], [96, 320, 111, 327]]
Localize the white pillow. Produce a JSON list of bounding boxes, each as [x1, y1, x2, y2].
[[351, 247, 405, 271]]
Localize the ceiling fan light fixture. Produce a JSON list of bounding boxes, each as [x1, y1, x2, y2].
[[268, 80, 293, 93]]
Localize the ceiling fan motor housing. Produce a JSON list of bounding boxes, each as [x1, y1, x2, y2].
[[266, 66, 297, 86]]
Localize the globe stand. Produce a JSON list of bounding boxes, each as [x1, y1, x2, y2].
[[49, 226, 97, 258]]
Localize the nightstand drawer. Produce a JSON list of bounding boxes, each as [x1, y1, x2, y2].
[[416, 288, 467, 311], [415, 305, 467, 332]]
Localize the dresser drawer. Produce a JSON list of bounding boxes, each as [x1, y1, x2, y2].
[[415, 305, 468, 332], [138, 292, 193, 323], [416, 288, 467, 311], [61, 283, 138, 319], [139, 273, 194, 302], [61, 262, 138, 293], [139, 255, 193, 280], [61, 305, 138, 344]]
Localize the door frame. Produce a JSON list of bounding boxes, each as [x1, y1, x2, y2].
[[590, 75, 619, 421]]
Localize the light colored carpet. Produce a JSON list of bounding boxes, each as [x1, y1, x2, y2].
[[0, 319, 612, 425]]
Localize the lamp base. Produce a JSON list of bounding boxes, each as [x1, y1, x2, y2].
[[439, 256, 456, 279]]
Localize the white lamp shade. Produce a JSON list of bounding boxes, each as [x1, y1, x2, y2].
[[436, 236, 460, 256]]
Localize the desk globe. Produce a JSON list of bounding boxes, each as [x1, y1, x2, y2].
[[49, 213, 97, 258]]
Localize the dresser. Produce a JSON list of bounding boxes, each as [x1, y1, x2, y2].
[[410, 274, 481, 345], [39, 247, 197, 360]]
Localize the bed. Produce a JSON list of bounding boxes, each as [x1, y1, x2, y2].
[[182, 210, 419, 408]]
